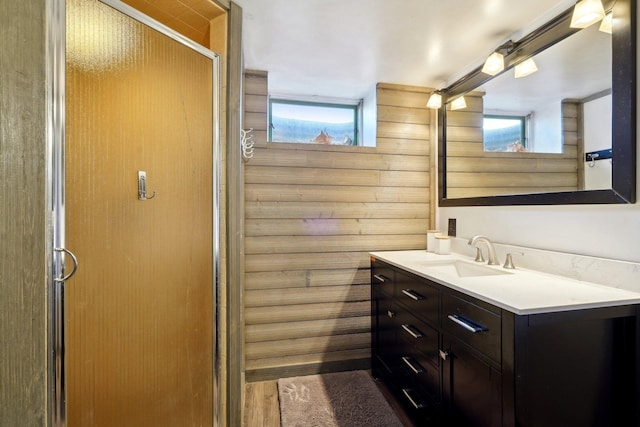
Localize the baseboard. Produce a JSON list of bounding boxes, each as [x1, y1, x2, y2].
[[245, 358, 371, 383]]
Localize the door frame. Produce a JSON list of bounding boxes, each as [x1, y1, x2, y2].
[[46, 1, 222, 425]]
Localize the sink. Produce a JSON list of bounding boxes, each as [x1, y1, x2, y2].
[[422, 260, 512, 278]]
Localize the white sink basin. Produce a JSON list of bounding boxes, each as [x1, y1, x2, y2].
[[422, 260, 512, 278]]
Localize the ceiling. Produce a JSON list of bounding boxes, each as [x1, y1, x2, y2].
[[233, 0, 578, 100], [123, 0, 225, 47]]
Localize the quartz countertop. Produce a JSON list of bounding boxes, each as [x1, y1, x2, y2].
[[370, 250, 640, 315]]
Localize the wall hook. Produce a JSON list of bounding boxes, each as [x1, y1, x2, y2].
[[138, 171, 156, 200], [241, 128, 255, 161], [587, 153, 599, 168]]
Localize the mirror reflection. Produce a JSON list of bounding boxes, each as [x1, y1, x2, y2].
[[439, 0, 635, 205], [445, 23, 612, 199]]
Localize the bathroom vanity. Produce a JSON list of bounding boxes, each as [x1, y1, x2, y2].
[[370, 250, 640, 427]]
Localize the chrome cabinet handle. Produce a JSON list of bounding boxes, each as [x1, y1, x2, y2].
[[401, 289, 423, 301], [401, 324, 423, 339], [387, 310, 396, 318], [402, 356, 423, 374], [401, 388, 425, 409], [54, 247, 78, 283], [439, 349, 450, 361], [373, 274, 387, 283], [447, 314, 486, 333]]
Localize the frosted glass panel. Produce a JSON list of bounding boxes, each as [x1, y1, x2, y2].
[[65, 1, 215, 425]]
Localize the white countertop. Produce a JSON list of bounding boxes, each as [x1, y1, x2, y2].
[[370, 250, 640, 315]]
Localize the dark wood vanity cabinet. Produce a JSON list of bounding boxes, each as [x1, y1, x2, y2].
[[371, 258, 640, 427]]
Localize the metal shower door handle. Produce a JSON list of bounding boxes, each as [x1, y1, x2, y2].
[[54, 247, 78, 283]]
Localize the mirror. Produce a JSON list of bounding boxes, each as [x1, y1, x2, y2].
[[439, 0, 636, 205]]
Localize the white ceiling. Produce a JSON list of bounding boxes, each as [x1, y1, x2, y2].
[[233, 0, 578, 100]]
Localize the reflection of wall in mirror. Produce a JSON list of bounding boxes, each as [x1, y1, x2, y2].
[[530, 102, 562, 153], [583, 94, 612, 190], [445, 92, 579, 199]]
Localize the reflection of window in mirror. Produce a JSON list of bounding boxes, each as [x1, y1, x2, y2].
[[483, 115, 527, 152]]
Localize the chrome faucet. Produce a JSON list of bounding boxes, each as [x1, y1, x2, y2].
[[468, 235, 499, 265]]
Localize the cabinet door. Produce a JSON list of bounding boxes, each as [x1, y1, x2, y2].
[[441, 336, 502, 427]]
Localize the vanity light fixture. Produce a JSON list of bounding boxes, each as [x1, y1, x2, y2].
[[426, 91, 442, 109], [481, 40, 517, 76], [599, 12, 613, 33], [514, 58, 538, 78], [481, 51, 505, 76], [570, 0, 606, 28], [450, 96, 467, 110]]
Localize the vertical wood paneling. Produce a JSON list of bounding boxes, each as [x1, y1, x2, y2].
[[0, 1, 48, 425], [445, 93, 579, 198], [243, 76, 432, 381]]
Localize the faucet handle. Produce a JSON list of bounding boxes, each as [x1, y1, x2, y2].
[[473, 247, 485, 263], [503, 252, 524, 269]]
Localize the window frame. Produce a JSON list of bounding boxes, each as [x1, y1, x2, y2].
[[482, 113, 527, 152], [268, 97, 361, 146]]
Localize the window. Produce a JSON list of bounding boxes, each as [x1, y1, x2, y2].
[[269, 98, 359, 145], [483, 115, 527, 152]]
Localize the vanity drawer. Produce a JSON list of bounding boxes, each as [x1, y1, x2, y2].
[[395, 270, 439, 324], [396, 310, 440, 365], [442, 293, 502, 364], [371, 262, 395, 297]]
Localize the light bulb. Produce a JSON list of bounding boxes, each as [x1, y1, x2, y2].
[[482, 51, 505, 76], [570, 0, 606, 29]]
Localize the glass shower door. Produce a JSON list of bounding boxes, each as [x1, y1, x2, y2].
[[63, 0, 219, 425]]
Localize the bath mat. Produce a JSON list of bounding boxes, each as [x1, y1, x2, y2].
[[277, 370, 404, 427]]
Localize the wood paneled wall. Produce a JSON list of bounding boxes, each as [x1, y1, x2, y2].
[[243, 72, 433, 381], [445, 93, 579, 198], [0, 1, 48, 424]]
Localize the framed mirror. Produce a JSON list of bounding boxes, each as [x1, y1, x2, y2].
[[438, 0, 636, 206]]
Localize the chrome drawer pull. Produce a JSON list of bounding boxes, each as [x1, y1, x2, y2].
[[401, 388, 425, 409], [402, 356, 423, 374], [373, 274, 387, 283], [401, 324, 423, 339], [447, 314, 487, 333], [387, 310, 396, 318], [401, 289, 423, 301], [439, 349, 450, 361]]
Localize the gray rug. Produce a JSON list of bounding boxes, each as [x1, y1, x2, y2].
[[277, 370, 404, 427]]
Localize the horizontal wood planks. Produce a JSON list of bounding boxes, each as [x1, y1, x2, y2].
[[243, 75, 432, 381], [445, 93, 579, 198]]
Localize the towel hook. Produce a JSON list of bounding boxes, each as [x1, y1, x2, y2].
[[241, 128, 255, 161], [587, 153, 599, 168], [138, 171, 156, 200]]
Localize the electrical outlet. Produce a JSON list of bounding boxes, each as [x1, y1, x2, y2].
[[448, 218, 457, 237]]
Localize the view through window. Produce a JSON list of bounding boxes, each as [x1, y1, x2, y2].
[[269, 99, 359, 145]]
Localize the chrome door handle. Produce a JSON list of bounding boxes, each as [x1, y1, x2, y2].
[[401, 324, 423, 339], [447, 314, 486, 333], [373, 274, 387, 283], [54, 247, 78, 283], [401, 289, 423, 301], [402, 356, 424, 374], [401, 388, 425, 409]]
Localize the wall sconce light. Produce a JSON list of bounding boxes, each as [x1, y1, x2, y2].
[[570, 0, 606, 28], [599, 12, 613, 33], [450, 96, 467, 110], [426, 91, 442, 109], [514, 58, 538, 78]]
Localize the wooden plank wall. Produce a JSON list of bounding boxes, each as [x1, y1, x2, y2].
[[242, 72, 433, 382], [445, 93, 579, 198], [0, 1, 48, 424]]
